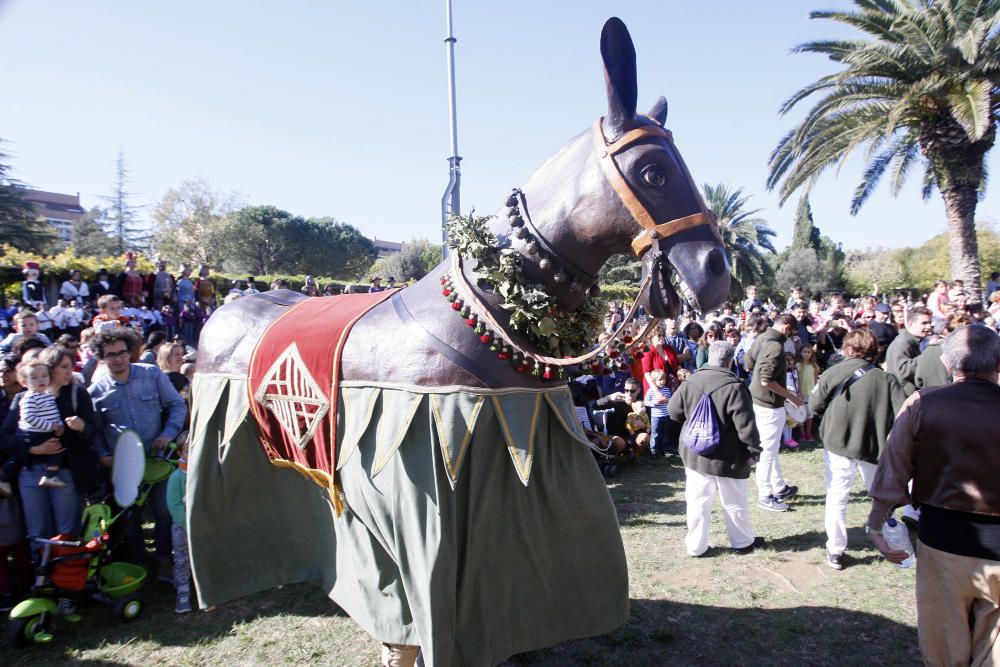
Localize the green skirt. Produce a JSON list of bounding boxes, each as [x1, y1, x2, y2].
[[187, 376, 629, 666]]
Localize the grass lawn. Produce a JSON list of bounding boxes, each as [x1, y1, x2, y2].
[[1, 440, 920, 666]]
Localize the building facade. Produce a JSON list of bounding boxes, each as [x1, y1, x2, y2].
[[21, 189, 86, 244]]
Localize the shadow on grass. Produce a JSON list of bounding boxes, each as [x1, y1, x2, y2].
[[513, 597, 921, 666], [765, 526, 882, 563], [1, 580, 347, 666]]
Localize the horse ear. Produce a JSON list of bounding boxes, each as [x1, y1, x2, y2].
[[647, 96, 668, 126], [600, 17, 638, 138]]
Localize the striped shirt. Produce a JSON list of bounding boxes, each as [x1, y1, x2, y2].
[[644, 385, 672, 418], [18, 390, 62, 433]]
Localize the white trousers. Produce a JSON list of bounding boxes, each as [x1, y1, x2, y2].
[[753, 404, 787, 500], [823, 449, 877, 555], [685, 467, 755, 556]]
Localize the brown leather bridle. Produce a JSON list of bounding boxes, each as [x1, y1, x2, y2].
[[592, 117, 720, 258]]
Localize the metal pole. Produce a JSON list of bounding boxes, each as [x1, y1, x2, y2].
[[441, 0, 461, 258]]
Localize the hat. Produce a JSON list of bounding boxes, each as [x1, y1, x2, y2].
[[875, 303, 891, 314], [22, 261, 40, 273]]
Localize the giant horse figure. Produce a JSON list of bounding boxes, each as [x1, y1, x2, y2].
[[188, 17, 729, 667]]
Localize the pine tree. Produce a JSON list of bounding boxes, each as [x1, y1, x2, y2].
[[0, 142, 57, 253], [791, 196, 820, 252], [71, 206, 118, 257], [102, 147, 146, 254]]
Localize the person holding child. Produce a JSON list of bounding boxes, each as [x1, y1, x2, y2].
[[12, 359, 65, 489]]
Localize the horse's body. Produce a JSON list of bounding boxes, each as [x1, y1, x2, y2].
[[188, 18, 729, 667]]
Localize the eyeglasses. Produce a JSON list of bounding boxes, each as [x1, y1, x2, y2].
[[103, 350, 131, 360]]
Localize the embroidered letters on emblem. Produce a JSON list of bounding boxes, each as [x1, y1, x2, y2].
[[253, 343, 329, 450]]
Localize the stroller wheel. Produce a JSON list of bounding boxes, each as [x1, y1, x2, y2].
[[113, 594, 143, 623], [7, 613, 51, 648]]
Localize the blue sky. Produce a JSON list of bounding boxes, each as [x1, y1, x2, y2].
[[1, 0, 997, 252]]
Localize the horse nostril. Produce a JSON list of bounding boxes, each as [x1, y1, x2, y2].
[[707, 249, 726, 276]]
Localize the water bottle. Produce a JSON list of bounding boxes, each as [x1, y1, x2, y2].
[[882, 517, 916, 568]]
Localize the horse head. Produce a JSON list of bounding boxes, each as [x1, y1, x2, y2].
[[508, 17, 729, 319]]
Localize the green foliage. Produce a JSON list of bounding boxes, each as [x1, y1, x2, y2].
[[71, 207, 118, 257], [368, 239, 440, 282], [702, 183, 777, 297], [0, 143, 58, 254], [791, 196, 820, 252], [102, 147, 147, 254], [598, 282, 639, 305], [0, 244, 156, 301], [844, 248, 908, 296], [598, 254, 642, 286], [151, 178, 242, 267], [767, 0, 1000, 292], [217, 206, 376, 279], [775, 248, 840, 299], [445, 213, 603, 356]]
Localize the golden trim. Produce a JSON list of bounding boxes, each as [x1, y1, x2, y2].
[[336, 387, 381, 470], [338, 380, 565, 396], [431, 394, 484, 483], [543, 393, 598, 450], [372, 393, 424, 476], [492, 394, 540, 486]]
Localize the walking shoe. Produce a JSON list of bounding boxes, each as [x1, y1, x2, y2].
[[733, 536, 767, 554], [774, 484, 799, 501], [758, 496, 789, 512], [782, 438, 799, 448], [39, 475, 67, 488], [175, 593, 192, 614], [826, 552, 844, 570]]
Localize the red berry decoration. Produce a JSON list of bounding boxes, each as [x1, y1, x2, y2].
[[498, 350, 511, 360], [543, 366, 555, 380], [516, 363, 531, 373], [466, 316, 477, 327], [451, 300, 463, 311], [480, 333, 493, 344], [442, 288, 452, 297]]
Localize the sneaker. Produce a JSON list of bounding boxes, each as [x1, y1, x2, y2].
[[733, 536, 767, 554], [758, 496, 789, 512], [774, 484, 799, 501], [0, 479, 11, 498], [782, 438, 799, 448], [39, 475, 67, 488], [175, 593, 192, 614], [826, 552, 844, 570]]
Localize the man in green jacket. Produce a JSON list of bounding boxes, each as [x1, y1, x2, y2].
[[669, 341, 764, 556], [885, 306, 932, 395], [745, 313, 803, 512], [809, 329, 908, 570]]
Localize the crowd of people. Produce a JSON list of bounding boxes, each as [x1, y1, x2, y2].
[[574, 279, 1000, 666]]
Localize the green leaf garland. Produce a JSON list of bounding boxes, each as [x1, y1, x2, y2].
[[446, 213, 604, 356]]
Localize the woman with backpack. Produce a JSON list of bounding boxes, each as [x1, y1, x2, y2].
[[809, 329, 909, 570], [668, 341, 765, 557]]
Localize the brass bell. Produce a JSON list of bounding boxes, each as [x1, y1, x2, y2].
[[553, 269, 568, 284], [509, 214, 524, 227], [506, 193, 518, 207], [513, 226, 528, 239], [525, 240, 539, 255], [539, 257, 553, 271]]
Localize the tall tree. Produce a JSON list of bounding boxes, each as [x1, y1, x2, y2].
[[297, 217, 378, 279], [102, 147, 145, 254], [71, 206, 118, 257], [791, 196, 821, 252], [0, 142, 57, 253], [218, 205, 297, 275], [151, 178, 243, 267], [768, 0, 1000, 301], [702, 183, 777, 295]]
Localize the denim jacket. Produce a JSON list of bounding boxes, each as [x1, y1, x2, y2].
[[88, 363, 187, 458]]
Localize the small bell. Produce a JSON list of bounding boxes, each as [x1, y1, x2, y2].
[[589, 284, 601, 297], [513, 226, 528, 239], [506, 193, 518, 208], [509, 214, 524, 227], [525, 240, 538, 255], [553, 269, 568, 284], [539, 257, 553, 271]]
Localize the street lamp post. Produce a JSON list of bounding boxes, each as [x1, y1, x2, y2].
[[440, 0, 461, 258]]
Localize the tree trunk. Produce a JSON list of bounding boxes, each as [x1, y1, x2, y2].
[[938, 181, 982, 304]]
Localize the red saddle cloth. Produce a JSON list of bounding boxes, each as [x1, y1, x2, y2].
[[247, 291, 393, 494]]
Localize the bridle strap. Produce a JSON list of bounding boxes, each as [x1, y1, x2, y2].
[[592, 117, 717, 258]]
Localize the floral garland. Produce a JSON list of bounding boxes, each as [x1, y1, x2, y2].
[[445, 213, 605, 357]]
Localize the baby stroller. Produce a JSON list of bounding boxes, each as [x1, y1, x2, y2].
[[7, 430, 177, 647]]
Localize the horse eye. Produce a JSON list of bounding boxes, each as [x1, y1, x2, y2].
[[641, 165, 667, 187]]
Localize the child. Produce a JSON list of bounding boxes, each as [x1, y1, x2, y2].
[[91, 295, 131, 333], [797, 346, 821, 441], [166, 439, 192, 614], [782, 352, 800, 449], [12, 360, 66, 488], [0, 312, 52, 354], [643, 369, 673, 457]]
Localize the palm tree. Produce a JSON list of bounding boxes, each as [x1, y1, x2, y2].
[[702, 183, 777, 294], [767, 0, 1000, 301]]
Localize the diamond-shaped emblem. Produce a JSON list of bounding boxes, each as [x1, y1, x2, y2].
[[253, 343, 329, 449]]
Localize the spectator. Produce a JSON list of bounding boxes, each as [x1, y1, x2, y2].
[[643, 369, 673, 457], [810, 330, 908, 570], [166, 437, 192, 613], [140, 331, 167, 365], [59, 270, 90, 304], [88, 328, 186, 575], [176, 264, 195, 309], [885, 306, 933, 395], [243, 276, 261, 296], [668, 341, 764, 556], [12, 359, 66, 489], [662, 318, 693, 368], [0, 312, 52, 354], [866, 303, 898, 361], [270, 279, 289, 291], [368, 276, 385, 293], [641, 331, 679, 394], [680, 322, 703, 371], [867, 324, 1000, 666], [746, 313, 802, 512], [926, 279, 949, 318], [986, 271, 1000, 299], [302, 276, 320, 297], [915, 313, 970, 389], [695, 324, 723, 369], [92, 268, 114, 300], [157, 341, 190, 396], [63, 299, 86, 339], [91, 295, 131, 334], [796, 346, 820, 442], [785, 285, 805, 311], [741, 285, 762, 313]]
